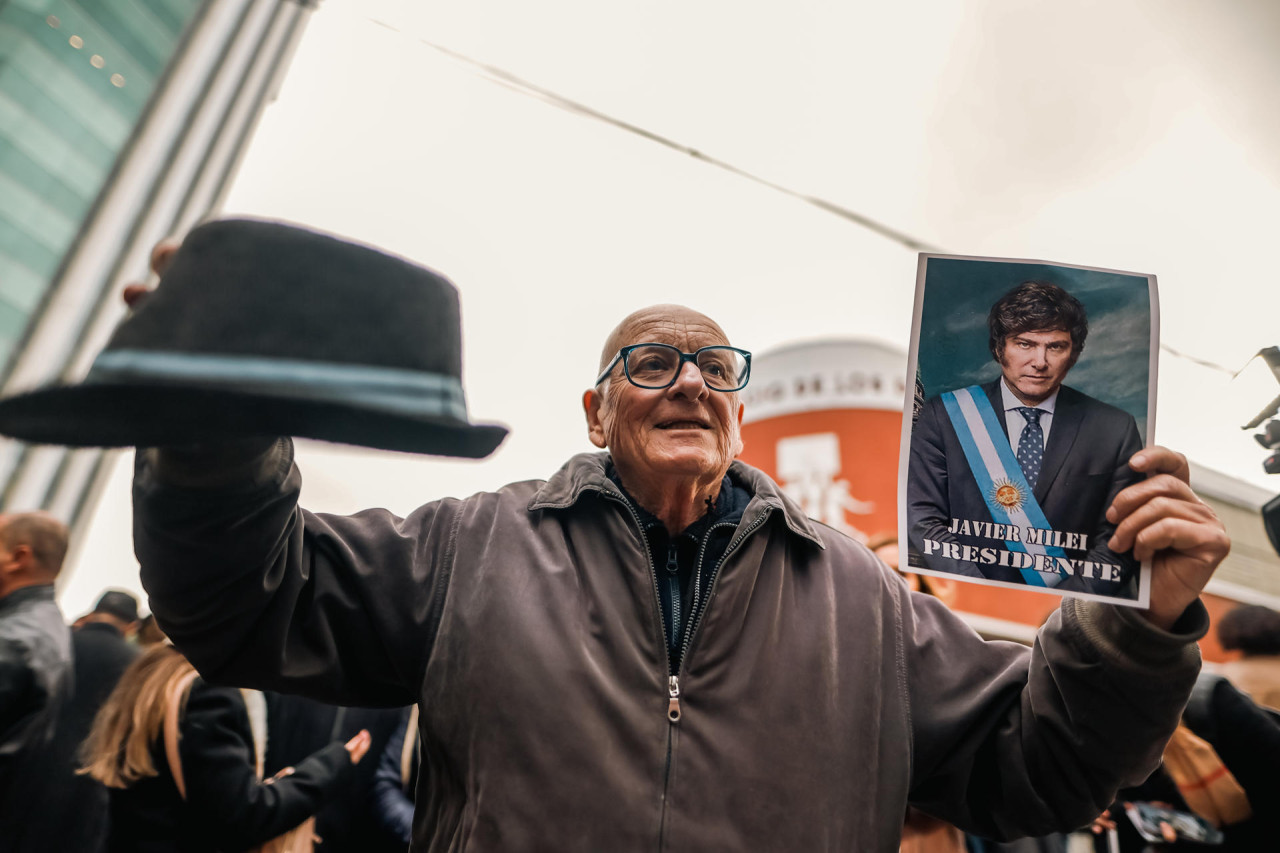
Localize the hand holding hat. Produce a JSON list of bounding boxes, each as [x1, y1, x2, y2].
[[0, 219, 508, 458]]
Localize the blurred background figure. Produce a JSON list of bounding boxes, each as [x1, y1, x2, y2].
[[23, 589, 142, 852], [73, 588, 141, 636], [1092, 670, 1280, 852], [1215, 604, 1280, 711], [81, 642, 370, 853], [0, 512, 72, 848], [373, 705, 421, 847], [136, 613, 169, 648], [264, 693, 404, 852]]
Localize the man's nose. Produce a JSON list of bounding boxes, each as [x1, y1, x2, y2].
[[668, 360, 708, 397], [1030, 347, 1049, 367]]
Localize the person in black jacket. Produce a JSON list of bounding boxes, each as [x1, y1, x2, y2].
[[20, 590, 142, 852], [372, 706, 420, 846], [1094, 672, 1280, 851], [263, 692, 404, 851], [81, 642, 371, 853]]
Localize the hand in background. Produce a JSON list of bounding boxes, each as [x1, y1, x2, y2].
[[344, 729, 372, 765], [122, 238, 181, 308]]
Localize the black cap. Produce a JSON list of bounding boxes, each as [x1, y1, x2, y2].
[[93, 590, 140, 623]]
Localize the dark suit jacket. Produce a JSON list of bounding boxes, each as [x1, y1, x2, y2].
[[907, 379, 1143, 597]]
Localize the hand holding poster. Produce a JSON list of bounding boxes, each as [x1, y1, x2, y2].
[[899, 254, 1157, 607]]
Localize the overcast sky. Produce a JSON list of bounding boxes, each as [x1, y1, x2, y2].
[[59, 0, 1280, 615]]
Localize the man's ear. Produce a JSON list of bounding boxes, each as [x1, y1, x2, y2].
[[732, 401, 745, 457], [583, 389, 608, 449], [0, 544, 29, 574]]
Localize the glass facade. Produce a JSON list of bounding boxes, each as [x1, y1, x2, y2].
[[0, 0, 202, 371]]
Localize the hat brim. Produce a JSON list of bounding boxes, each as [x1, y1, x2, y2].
[[0, 383, 508, 458]]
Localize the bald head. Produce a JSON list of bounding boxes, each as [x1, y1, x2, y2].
[[0, 511, 69, 582], [597, 305, 732, 377]]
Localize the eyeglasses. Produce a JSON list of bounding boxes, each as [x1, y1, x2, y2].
[[595, 343, 752, 392]]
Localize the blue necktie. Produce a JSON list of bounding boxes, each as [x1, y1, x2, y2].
[[1016, 407, 1044, 489]]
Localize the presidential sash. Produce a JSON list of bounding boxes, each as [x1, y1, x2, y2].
[[940, 386, 1067, 587]]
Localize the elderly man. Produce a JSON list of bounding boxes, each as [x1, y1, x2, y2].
[[136, 293, 1228, 851], [909, 281, 1145, 597], [0, 512, 72, 840]]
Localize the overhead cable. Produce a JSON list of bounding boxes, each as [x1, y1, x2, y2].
[[364, 15, 1233, 376]]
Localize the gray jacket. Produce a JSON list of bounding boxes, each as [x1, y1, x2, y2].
[[0, 584, 72, 837], [135, 443, 1205, 852]]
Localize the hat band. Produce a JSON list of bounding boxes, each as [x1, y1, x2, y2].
[[86, 349, 469, 421]]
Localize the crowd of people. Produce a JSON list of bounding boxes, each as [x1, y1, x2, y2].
[[0, 510, 420, 851]]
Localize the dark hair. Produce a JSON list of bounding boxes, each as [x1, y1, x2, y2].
[[987, 281, 1089, 364], [1217, 604, 1280, 655]]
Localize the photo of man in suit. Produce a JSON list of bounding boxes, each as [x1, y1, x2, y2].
[[907, 280, 1144, 599]]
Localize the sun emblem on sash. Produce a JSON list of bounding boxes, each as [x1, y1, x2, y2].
[[990, 479, 1024, 511]]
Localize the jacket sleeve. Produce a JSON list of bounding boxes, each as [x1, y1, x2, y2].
[[370, 712, 416, 844], [0, 640, 35, 751], [1190, 677, 1280, 813], [904, 590, 1205, 840], [177, 679, 355, 849], [134, 439, 454, 706]]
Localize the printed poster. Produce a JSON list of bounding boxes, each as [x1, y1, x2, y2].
[[898, 254, 1158, 607]]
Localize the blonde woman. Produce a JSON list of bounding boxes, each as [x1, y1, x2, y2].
[[81, 643, 369, 852]]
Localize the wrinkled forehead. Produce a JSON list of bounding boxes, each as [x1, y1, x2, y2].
[[598, 306, 731, 372]]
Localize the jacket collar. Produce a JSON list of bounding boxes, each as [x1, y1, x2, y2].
[[78, 621, 125, 639], [529, 452, 825, 549], [0, 583, 56, 615]]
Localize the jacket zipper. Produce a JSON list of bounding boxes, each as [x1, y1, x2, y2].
[[599, 490, 679, 852], [601, 489, 775, 851], [598, 492, 674, 703], [681, 520, 735, 655], [666, 543, 681, 659], [676, 511, 772, 674]]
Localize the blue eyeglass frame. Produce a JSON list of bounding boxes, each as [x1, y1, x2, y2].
[[594, 343, 752, 391]]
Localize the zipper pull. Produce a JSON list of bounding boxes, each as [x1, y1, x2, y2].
[[667, 675, 681, 723], [666, 542, 679, 575]]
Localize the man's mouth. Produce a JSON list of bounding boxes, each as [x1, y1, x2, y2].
[[656, 419, 710, 430]]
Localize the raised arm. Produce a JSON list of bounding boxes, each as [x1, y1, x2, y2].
[[134, 438, 455, 707], [906, 590, 1206, 838], [906, 445, 1229, 838]]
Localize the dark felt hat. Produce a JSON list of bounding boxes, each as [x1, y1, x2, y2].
[[0, 219, 508, 457]]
